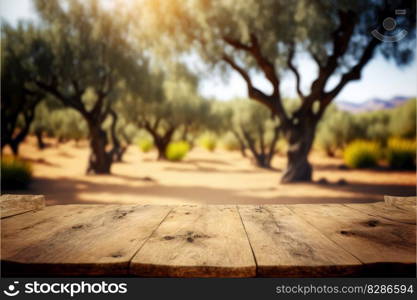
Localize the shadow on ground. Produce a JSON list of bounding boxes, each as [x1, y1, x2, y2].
[[4, 174, 414, 206]]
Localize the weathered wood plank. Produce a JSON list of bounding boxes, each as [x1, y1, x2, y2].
[[384, 196, 416, 212], [130, 205, 256, 277], [238, 205, 362, 277], [3, 202, 415, 277], [1, 204, 172, 276], [344, 202, 415, 225], [289, 204, 416, 276], [1, 194, 45, 219]]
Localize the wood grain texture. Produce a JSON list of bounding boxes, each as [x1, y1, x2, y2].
[[288, 204, 416, 276], [239, 205, 362, 277], [1, 204, 172, 276], [344, 202, 415, 225], [130, 205, 256, 277], [384, 196, 416, 212], [2, 203, 415, 277], [1, 194, 45, 219]]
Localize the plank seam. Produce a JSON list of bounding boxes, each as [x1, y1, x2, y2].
[[127, 206, 175, 275], [0, 210, 39, 220], [236, 205, 258, 277], [285, 205, 366, 266]]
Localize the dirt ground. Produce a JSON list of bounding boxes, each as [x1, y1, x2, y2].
[[3, 136, 416, 206]]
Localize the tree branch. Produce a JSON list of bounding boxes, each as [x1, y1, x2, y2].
[[309, 10, 356, 97], [310, 51, 323, 69], [35, 80, 88, 116], [222, 36, 251, 51], [222, 53, 288, 122], [249, 34, 280, 95], [287, 45, 304, 99], [222, 34, 288, 123], [222, 54, 252, 89], [224, 34, 281, 97], [296, 10, 357, 118], [319, 37, 380, 116]]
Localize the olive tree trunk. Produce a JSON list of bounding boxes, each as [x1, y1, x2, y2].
[[154, 133, 174, 160], [8, 110, 36, 156], [86, 125, 112, 174], [281, 121, 317, 183], [109, 109, 126, 162], [143, 123, 175, 160]]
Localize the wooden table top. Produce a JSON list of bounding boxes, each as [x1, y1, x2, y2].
[[1, 195, 415, 277]]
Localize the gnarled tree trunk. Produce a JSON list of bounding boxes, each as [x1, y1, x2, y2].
[[2, 99, 39, 156], [240, 125, 279, 169], [143, 121, 175, 160], [87, 125, 112, 174], [253, 153, 270, 168], [108, 109, 126, 162], [154, 131, 174, 160], [8, 109, 36, 156], [281, 120, 317, 183]]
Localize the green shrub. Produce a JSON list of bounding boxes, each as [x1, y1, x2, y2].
[[1, 156, 33, 189], [166, 141, 190, 161], [386, 138, 416, 169], [138, 139, 153, 153], [199, 134, 217, 152], [343, 140, 380, 168]]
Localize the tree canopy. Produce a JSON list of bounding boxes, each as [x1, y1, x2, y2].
[[135, 0, 416, 182], [1, 23, 46, 155], [14, 0, 156, 173]]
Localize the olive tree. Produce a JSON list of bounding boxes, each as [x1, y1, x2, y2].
[[1, 23, 44, 155], [122, 66, 212, 159], [136, 0, 416, 182], [25, 0, 150, 174], [31, 102, 88, 149], [224, 100, 280, 168]]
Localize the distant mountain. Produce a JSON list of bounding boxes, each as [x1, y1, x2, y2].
[[335, 96, 411, 113]]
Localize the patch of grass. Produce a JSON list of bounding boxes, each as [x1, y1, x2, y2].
[[343, 140, 380, 168], [138, 139, 153, 153], [386, 138, 416, 169], [1, 156, 33, 189], [166, 141, 190, 161]]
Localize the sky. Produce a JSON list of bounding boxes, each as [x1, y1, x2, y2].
[[1, 0, 416, 103]]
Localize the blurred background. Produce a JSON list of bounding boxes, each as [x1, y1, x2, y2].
[[1, 0, 416, 206]]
